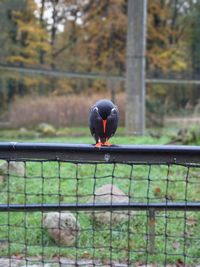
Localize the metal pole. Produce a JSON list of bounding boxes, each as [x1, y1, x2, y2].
[[148, 209, 155, 254], [2, 143, 200, 164], [125, 0, 147, 135]]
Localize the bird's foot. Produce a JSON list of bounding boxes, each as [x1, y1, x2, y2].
[[95, 138, 112, 147], [102, 141, 112, 146], [95, 142, 103, 148]]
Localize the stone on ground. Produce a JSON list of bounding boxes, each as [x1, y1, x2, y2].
[[43, 212, 80, 246], [89, 184, 136, 225], [0, 161, 25, 176], [37, 123, 56, 136]]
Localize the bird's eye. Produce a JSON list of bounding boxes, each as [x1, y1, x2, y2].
[[111, 108, 117, 114], [93, 107, 99, 113]]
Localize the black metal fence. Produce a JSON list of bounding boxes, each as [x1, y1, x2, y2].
[[0, 143, 200, 266]]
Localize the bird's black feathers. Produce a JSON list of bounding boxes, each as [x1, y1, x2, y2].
[[89, 99, 119, 144]]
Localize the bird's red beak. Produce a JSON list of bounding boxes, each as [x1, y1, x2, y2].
[[102, 119, 107, 134]]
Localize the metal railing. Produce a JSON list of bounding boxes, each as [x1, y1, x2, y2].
[[2, 63, 200, 85], [1, 142, 200, 163], [0, 142, 199, 266]]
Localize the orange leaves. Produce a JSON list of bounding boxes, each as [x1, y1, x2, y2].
[[153, 186, 162, 197], [186, 217, 197, 227], [7, 0, 50, 66], [79, 0, 127, 73], [147, 0, 188, 73]]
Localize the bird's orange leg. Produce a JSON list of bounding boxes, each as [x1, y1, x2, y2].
[[103, 138, 112, 146], [95, 138, 103, 148], [95, 142, 103, 148]]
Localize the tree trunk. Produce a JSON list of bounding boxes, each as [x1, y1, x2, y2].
[[50, 0, 58, 69], [39, 0, 45, 64]]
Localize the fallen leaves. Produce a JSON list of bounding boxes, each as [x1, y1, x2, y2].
[[186, 217, 197, 227], [172, 240, 180, 250]]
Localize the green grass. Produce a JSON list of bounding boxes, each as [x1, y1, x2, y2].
[[0, 128, 199, 265], [0, 126, 170, 145]]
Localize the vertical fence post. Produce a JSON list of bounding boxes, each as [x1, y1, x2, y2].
[[148, 208, 155, 254], [125, 0, 147, 135]]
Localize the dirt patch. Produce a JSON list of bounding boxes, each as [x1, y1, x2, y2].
[[0, 258, 198, 267], [0, 258, 128, 267]]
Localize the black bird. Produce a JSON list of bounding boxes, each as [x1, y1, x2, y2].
[[89, 99, 119, 147]]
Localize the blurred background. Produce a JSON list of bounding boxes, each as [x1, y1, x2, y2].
[[0, 0, 200, 142]]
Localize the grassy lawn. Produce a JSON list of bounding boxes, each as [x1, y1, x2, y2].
[[0, 128, 199, 265]]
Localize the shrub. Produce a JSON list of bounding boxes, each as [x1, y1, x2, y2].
[[8, 93, 125, 128]]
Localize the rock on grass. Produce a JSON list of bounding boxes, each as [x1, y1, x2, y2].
[[43, 212, 80, 246], [37, 123, 56, 136], [0, 161, 25, 176], [88, 184, 136, 225]]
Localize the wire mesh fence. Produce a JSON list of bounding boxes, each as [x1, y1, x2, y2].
[[0, 143, 199, 266]]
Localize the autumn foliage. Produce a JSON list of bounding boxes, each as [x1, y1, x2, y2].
[[0, 0, 200, 120]]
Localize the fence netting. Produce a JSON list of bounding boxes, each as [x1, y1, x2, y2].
[[0, 158, 199, 267]]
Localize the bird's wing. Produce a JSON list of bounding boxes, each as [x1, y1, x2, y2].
[[89, 105, 99, 137], [106, 111, 119, 138]]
